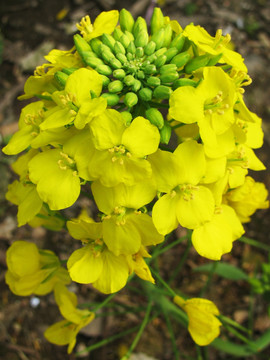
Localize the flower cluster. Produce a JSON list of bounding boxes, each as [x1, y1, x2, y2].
[[3, 7, 269, 352]]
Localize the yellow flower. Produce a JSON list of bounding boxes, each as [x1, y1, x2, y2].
[[5, 241, 70, 296], [44, 283, 94, 353], [174, 295, 222, 346]]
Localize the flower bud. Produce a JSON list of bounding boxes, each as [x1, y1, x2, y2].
[[144, 41, 156, 56], [160, 64, 177, 74], [127, 53, 134, 61], [109, 58, 122, 69], [170, 52, 190, 68], [100, 44, 115, 62], [119, 9, 135, 33], [101, 33, 116, 51], [160, 72, 179, 83], [164, 47, 178, 62], [163, 24, 173, 48], [135, 29, 149, 48], [89, 38, 102, 56], [172, 78, 197, 89], [101, 75, 110, 87], [96, 64, 112, 76], [137, 70, 145, 79], [116, 53, 128, 64], [127, 41, 136, 54], [150, 7, 164, 35], [154, 47, 167, 57], [170, 33, 185, 51], [54, 71, 69, 88], [113, 28, 125, 41], [113, 69, 126, 79], [135, 47, 144, 58], [124, 92, 138, 107], [207, 53, 223, 66], [61, 67, 78, 75], [124, 75, 135, 86], [125, 30, 134, 42], [83, 54, 104, 68], [121, 111, 132, 125], [145, 108, 164, 129], [160, 120, 172, 144], [144, 64, 157, 75], [146, 54, 157, 64], [147, 76, 161, 87], [133, 17, 147, 38], [151, 28, 165, 50], [114, 41, 126, 55], [120, 34, 130, 48], [132, 79, 141, 92], [155, 55, 167, 68], [184, 54, 210, 73], [153, 85, 172, 99], [101, 93, 119, 106], [108, 80, 123, 93], [73, 34, 91, 57], [139, 87, 153, 101]]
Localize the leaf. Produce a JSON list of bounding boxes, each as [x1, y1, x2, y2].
[[193, 262, 249, 281]]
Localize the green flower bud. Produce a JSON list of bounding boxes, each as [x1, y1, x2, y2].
[[127, 53, 134, 61], [83, 54, 104, 68], [124, 92, 138, 107], [90, 90, 97, 99], [163, 24, 173, 48], [170, 51, 190, 68], [109, 58, 123, 69], [144, 41, 156, 56], [114, 41, 126, 55], [108, 80, 124, 93], [172, 78, 198, 89], [101, 33, 116, 51], [113, 69, 126, 79], [146, 54, 157, 64], [160, 121, 172, 144], [101, 75, 110, 87], [207, 53, 223, 66], [170, 33, 185, 51], [61, 67, 78, 75], [155, 55, 167, 68], [160, 72, 179, 83], [151, 28, 165, 50], [154, 47, 167, 57], [132, 79, 141, 92], [120, 34, 130, 48], [100, 44, 115, 62], [150, 7, 164, 35], [113, 28, 125, 41], [164, 47, 178, 62], [135, 29, 149, 48], [137, 71, 145, 79], [116, 53, 128, 64], [145, 108, 164, 129], [54, 71, 69, 88], [124, 75, 135, 86], [127, 41, 136, 55], [139, 87, 153, 101], [73, 34, 91, 57], [184, 54, 210, 73], [89, 38, 102, 56], [121, 111, 133, 125], [160, 64, 177, 74], [133, 17, 147, 38], [135, 47, 144, 58], [125, 30, 134, 42], [147, 76, 161, 87], [144, 64, 157, 75], [101, 93, 119, 106], [96, 64, 112, 76], [119, 9, 135, 33], [153, 85, 172, 99]]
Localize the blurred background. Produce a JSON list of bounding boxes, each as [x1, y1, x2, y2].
[[0, 0, 270, 359]]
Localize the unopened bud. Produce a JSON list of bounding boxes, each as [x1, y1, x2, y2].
[[120, 34, 130, 48], [163, 24, 173, 48], [110, 58, 123, 69], [114, 41, 126, 55], [116, 53, 128, 64], [164, 47, 178, 62], [100, 44, 115, 62], [160, 64, 177, 74], [74, 34, 92, 57], [146, 54, 157, 64], [135, 47, 144, 58], [101, 33, 116, 51], [153, 85, 172, 99], [96, 64, 112, 76], [144, 41, 156, 56], [132, 79, 141, 92], [108, 80, 123, 93], [101, 75, 110, 87], [160, 72, 179, 83], [150, 7, 164, 35], [101, 93, 119, 106], [89, 38, 102, 56], [54, 71, 69, 88], [119, 9, 135, 33], [124, 75, 135, 86], [124, 92, 138, 107], [137, 70, 145, 79], [170, 33, 185, 51], [61, 67, 78, 75], [135, 29, 149, 48], [113, 28, 125, 42], [145, 108, 164, 129], [147, 76, 161, 87], [154, 47, 167, 57], [82, 54, 104, 67], [125, 30, 134, 42], [155, 55, 167, 68], [133, 17, 147, 38], [139, 87, 153, 101], [144, 64, 157, 74], [113, 69, 126, 79], [151, 28, 165, 50], [173, 78, 197, 89], [127, 41, 136, 54], [160, 120, 172, 144], [184, 54, 210, 73], [121, 111, 133, 125], [207, 53, 223, 66], [170, 51, 190, 68]]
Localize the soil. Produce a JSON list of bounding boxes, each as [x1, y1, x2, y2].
[[0, 0, 270, 359]]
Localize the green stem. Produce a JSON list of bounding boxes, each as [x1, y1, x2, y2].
[[150, 267, 176, 297], [163, 311, 181, 360], [120, 301, 153, 360], [239, 236, 270, 252], [169, 236, 192, 284], [93, 293, 116, 312], [218, 315, 251, 335], [199, 261, 218, 297], [150, 235, 188, 261], [222, 323, 259, 351]]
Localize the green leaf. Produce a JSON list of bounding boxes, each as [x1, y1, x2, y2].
[[194, 262, 249, 281]]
